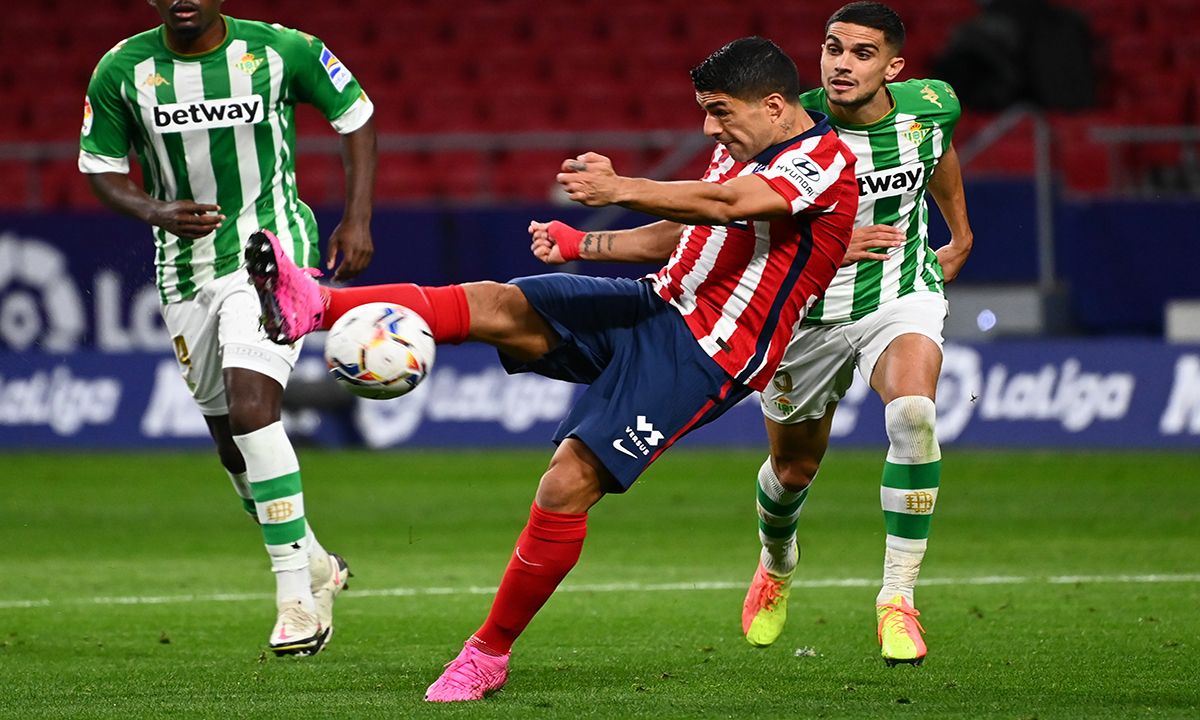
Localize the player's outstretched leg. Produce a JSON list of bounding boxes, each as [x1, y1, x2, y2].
[[743, 457, 808, 646], [876, 396, 940, 666], [245, 229, 473, 346]]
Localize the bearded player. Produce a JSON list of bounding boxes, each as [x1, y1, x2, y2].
[[532, 2, 972, 666]]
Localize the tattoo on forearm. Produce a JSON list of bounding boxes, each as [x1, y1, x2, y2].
[[581, 232, 616, 257]]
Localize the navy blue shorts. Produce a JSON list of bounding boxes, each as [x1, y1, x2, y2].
[[501, 274, 753, 490]]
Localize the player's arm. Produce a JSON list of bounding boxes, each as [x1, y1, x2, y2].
[[288, 28, 377, 281], [86, 173, 224, 239], [557, 153, 792, 225], [80, 57, 223, 239], [528, 220, 682, 265], [926, 143, 973, 282], [327, 117, 377, 281]]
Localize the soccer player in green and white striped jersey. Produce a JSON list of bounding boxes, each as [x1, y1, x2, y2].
[[79, 0, 377, 656], [743, 2, 973, 665]]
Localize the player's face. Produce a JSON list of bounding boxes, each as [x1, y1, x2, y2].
[[149, 0, 225, 39], [820, 22, 905, 109], [696, 91, 776, 163]]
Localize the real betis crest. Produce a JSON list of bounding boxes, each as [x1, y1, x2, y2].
[[236, 52, 265, 75], [903, 121, 930, 145]]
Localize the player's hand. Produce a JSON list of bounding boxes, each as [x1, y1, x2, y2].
[[936, 236, 972, 283], [528, 220, 583, 263], [327, 219, 374, 282], [557, 152, 621, 207], [148, 200, 224, 239], [843, 224, 904, 265], [529, 221, 566, 264]]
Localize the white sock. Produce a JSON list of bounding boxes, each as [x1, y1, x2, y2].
[[756, 458, 808, 576], [232, 421, 314, 610]]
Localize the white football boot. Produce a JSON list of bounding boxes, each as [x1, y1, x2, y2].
[[311, 553, 351, 647], [269, 599, 328, 656]]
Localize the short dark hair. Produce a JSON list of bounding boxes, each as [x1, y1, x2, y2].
[[690, 37, 801, 102], [826, 2, 906, 52]]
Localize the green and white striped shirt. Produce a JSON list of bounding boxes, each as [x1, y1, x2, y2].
[[79, 16, 372, 303], [800, 79, 959, 326]]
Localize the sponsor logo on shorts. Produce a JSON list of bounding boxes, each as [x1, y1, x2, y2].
[[613, 415, 663, 458], [150, 96, 264, 134]]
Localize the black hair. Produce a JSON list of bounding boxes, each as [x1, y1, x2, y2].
[[690, 36, 801, 102], [826, 2, 906, 51]]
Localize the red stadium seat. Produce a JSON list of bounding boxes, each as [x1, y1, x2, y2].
[[1051, 114, 1114, 193], [294, 154, 345, 207], [492, 149, 570, 201], [374, 152, 439, 202], [406, 87, 489, 134], [42, 160, 102, 210], [0, 161, 33, 210], [486, 85, 564, 132], [559, 84, 639, 130]]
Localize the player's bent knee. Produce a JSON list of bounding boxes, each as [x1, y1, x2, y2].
[[884, 395, 940, 463], [464, 282, 558, 361], [535, 441, 608, 513], [769, 454, 818, 492]]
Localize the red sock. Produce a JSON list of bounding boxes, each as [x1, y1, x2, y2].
[[320, 283, 470, 344], [469, 503, 588, 655]]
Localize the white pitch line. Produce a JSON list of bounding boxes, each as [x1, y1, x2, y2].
[[1, 573, 1198, 611]]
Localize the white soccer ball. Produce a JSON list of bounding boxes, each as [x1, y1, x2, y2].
[[324, 302, 435, 400]]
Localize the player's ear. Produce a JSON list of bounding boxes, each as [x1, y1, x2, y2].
[[885, 55, 905, 82], [764, 93, 788, 121]]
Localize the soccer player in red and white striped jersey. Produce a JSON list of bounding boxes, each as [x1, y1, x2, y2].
[[649, 127, 856, 390], [246, 36, 856, 701]]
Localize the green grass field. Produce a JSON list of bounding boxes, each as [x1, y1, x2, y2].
[[2, 449, 1198, 719]]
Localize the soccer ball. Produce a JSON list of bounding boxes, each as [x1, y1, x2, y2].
[[324, 302, 435, 400]]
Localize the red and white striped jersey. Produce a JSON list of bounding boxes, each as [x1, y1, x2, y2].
[[650, 112, 858, 391]]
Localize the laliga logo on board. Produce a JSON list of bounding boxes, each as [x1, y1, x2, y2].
[[0, 231, 168, 353], [0, 232, 86, 352], [354, 364, 575, 448], [936, 345, 1136, 440]]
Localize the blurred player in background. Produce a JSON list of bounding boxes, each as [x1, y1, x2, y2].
[[79, 0, 377, 656], [246, 37, 857, 700], [532, 2, 972, 666]]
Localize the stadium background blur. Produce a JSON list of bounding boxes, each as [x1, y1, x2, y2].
[[0, 0, 1197, 448]]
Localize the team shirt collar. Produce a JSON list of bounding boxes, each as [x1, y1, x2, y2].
[[752, 110, 830, 165]]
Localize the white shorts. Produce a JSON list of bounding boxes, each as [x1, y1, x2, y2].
[[161, 269, 303, 416], [762, 292, 948, 424]]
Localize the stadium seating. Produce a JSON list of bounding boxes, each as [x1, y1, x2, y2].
[[2, 0, 1196, 207]]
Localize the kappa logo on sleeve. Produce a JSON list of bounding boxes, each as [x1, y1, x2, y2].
[[319, 47, 353, 92], [150, 96, 265, 133]]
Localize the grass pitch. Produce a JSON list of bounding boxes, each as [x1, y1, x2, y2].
[[1, 449, 1198, 719]]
